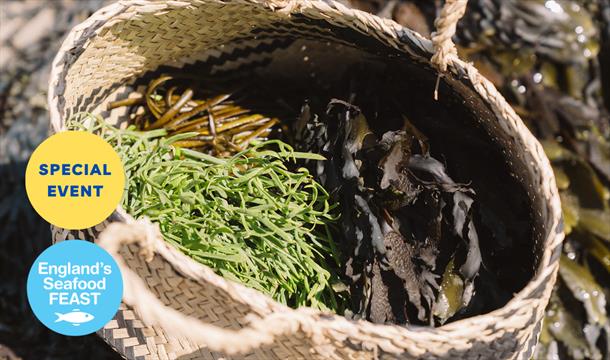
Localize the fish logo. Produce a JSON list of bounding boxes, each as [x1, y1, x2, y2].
[[54, 309, 95, 326]]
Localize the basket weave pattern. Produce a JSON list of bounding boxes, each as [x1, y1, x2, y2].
[[48, 1, 563, 359]]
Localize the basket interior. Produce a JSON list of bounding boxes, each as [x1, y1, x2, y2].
[[57, 1, 548, 319]]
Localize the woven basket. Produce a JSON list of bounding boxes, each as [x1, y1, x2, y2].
[[47, 0, 564, 359]]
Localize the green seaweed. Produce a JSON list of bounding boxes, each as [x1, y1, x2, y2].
[[69, 114, 346, 312]]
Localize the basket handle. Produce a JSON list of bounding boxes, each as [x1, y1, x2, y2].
[[97, 219, 322, 355], [431, 0, 468, 99]]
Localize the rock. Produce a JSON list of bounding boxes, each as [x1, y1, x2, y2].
[[12, 7, 56, 51], [0, 17, 25, 43], [0, 46, 15, 69]]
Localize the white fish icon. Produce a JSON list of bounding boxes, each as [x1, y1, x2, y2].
[[54, 309, 95, 326]]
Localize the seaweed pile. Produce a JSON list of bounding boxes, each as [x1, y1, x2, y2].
[[72, 115, 346, 311], [347, 0, 610, 356], [292, 98, 500, 326], [108, 75, 284, 157]]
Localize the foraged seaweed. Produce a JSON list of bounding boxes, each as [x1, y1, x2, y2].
[[294, 99, 490, 326]]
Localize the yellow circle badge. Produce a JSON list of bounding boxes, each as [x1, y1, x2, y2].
[[25, 131, 125, 229]]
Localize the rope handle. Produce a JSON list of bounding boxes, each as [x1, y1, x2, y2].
[[97, 219, 322, 355], [431, 0, 468, 99]]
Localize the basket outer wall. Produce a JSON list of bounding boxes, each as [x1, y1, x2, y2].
[[47, 1, 564, 359]]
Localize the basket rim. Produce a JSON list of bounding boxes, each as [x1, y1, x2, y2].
[[47, 0, 564, 352]]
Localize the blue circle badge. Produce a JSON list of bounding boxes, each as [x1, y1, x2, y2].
[[27, 240, 123, 336]]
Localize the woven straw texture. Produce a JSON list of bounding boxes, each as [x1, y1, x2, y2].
[[47, 0, 564, 359]]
